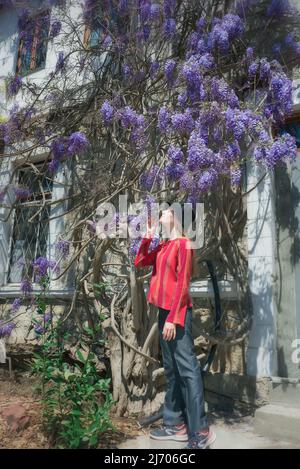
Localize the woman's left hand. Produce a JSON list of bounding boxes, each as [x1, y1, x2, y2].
[[163, 322, 176, 341]]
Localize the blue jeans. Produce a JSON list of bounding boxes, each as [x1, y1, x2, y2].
[[158, 306, 208, 436]]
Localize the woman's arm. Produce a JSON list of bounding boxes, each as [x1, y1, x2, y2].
[[134, 236, 162, 268], [166, 238, 193, 326]]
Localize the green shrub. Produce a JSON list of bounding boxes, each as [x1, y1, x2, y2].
[[32, 325, 114, 449]]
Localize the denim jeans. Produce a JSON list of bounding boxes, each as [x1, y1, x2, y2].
[[158, 306, 208, 436]]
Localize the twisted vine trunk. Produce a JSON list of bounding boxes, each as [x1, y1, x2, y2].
[[102, 268, 164, 417]]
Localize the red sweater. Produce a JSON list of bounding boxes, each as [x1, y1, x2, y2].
[[134, 236, 193, 327]]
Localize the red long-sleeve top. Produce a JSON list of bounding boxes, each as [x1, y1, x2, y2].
[[134, 236, 194, 327]]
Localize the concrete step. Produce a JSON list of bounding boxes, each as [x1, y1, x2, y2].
[[254, 404, 300, 444], [270, 381, 300, 409]]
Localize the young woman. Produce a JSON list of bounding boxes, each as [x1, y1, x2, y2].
[[134, 203, 216, 449]]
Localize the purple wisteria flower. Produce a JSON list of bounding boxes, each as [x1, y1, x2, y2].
[[181, 55, 203, 88], [20, 278, 32, 295], [171, 109, 195, 135], [196, 17, 206, 32], [149, 60, 160, 80], [163, 18, 176, 39], [285, 33, 294, 47], [177, 92, 187, 109], [7, 75, 22, 97], [100, 100, 115, 125], [221, 142, 241, 163], [34, 323, 45, 334], [68, 131, 89, 155], [267, 0, 291, 17], [210, 77, 236, 106], [267, 72, 293, 121], [187, 132, 215, 171], [50, 20, 61, 37], [157, 107, 171, 132], [198, 53, 215, 70], [180, 171, 194, 191], [103, 35, 113, 48], [55, 51, 66, 74], [272, 43, 281, 55], [44, 312, 52, 323], [118, 0, 128, 16], [210, 24, 229, 53], [264, 133, 297, 168], [150, 3, 160, 20], [259, 58, 271, 80], [165, 162, 185, 180], [14, 187, 31, 200], [122, 64, 132, 80], [246, 47, 254, 60], [0, 322, 15, 338], [294, 42, 300, 55], [129, 238, 140, 257], [224, 108, 247, 140], [167, 145, 184, 163], [55, 240, 70, 259], [118, 106, 145, 129], [163, 0, 176, 17], [197, 168, 219, 192], [11, 298, 22, 313], [48, 158, 60, 174], [139, 165, 163, 191], [32, 257, 59, 283], [140, 1, 151, 22], [222, 14, 245, 40], [164, 59, 176, 85], [248, 61, 259, 77]]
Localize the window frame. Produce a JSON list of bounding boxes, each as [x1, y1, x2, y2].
[[0, 152, 75, 298], [16, 9, 51, 77], [6, 161, 53, 285], [82, 1, 122, 49]]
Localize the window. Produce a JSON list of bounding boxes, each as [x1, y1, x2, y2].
[[16, 10, 50, 76], [7, 163, 53, 283], [83, 1, 121, 47]]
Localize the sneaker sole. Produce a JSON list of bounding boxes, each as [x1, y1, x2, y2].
[[149, 433, 189, 442], [203, 431, 217, 449], [184, 430, 217, 449]]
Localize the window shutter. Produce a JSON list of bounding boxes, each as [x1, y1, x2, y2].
[[0, 157, 15, 286], [48, 159, 73, 291]]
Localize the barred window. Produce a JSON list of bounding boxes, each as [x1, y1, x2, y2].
[[7, 163, 53, 283]]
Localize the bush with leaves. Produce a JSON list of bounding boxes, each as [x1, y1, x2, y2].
[[32, 323, 114, 449], [30, 276, 114, 449]]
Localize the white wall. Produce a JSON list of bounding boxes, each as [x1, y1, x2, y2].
[[0, 0, 85, 117], [246, 161, 278, 377]]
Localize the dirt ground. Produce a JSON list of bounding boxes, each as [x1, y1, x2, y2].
[[0, 369, 144, 449]]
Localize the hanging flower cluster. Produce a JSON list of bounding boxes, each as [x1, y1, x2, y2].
[[0, 321, 15, 338], [48, 131, 89, 173], [100, 102, 147, 151], [32, 256, 59, 283], [55, 240, 70, 259]]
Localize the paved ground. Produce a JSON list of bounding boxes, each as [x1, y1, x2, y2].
[[118, 412, 300, 449]]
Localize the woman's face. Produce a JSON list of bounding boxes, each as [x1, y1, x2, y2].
[[159, 208, 174, 230]]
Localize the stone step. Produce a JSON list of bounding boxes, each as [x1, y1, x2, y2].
[[270, 382, 300, 409], [254, 404, 300, 444]]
